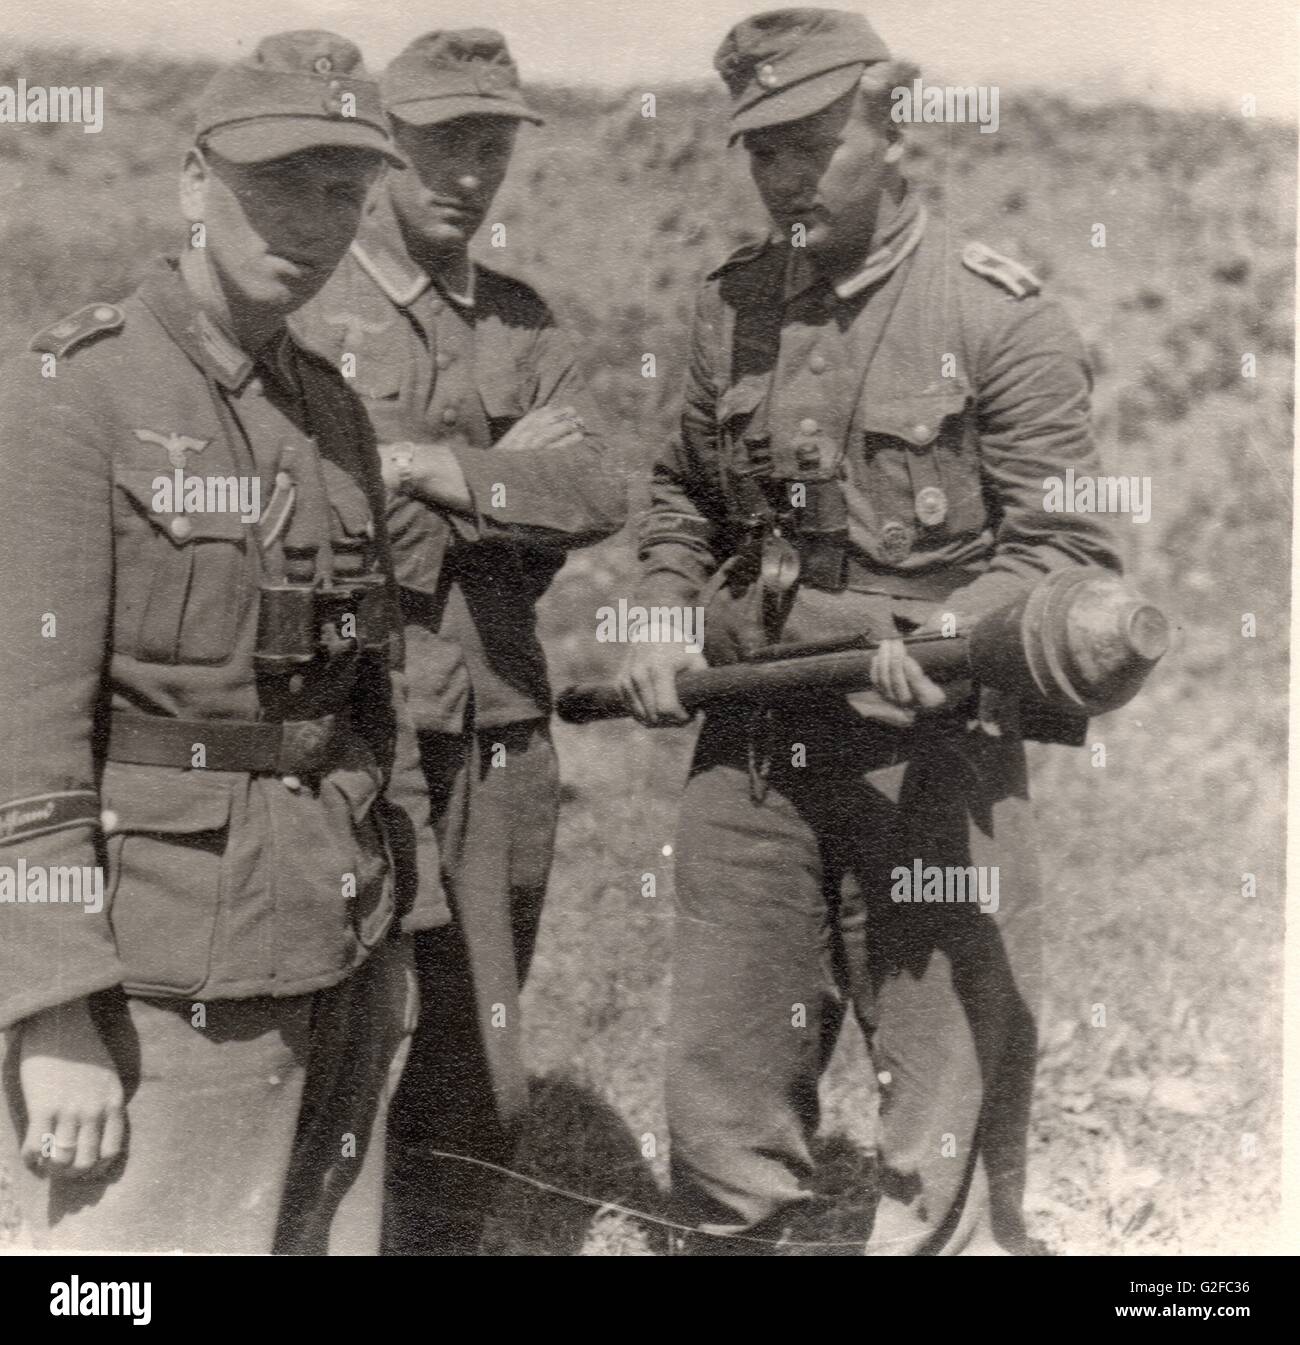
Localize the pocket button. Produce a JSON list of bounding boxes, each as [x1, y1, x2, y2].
[[880, 520, 913, 562], [915, 486, 949, 528]]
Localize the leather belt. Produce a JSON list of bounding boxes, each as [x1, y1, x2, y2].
[[106, 712, 342, 775], [800, 542, 972, 603]]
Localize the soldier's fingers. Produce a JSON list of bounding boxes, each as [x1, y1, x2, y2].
[[890, 646, 916, 704], [20, 1109, 56, 1174], [902, 657, 947, 709], [45, 1114, 81, 1173], [70, 1112, 103, 1177], [874, 641, 912, 704], [97, 1106, 127, 1174], [653, 665, 691, 723], [845, 690, 918, 728], [620, 668, 651, 724]]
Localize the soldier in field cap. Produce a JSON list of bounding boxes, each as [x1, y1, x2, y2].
[[619, 8, 1121, 1253], [194, 29, 405, 166], [295, 29, 624, 1255], [0, 31, 443, 1253]]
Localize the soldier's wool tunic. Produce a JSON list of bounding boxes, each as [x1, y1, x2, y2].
[[639, 202, 1122, 1254], [296, 193, 627, 745], [641, 208, 1118, 646], [295, 195, 626, 1253], [0, 256, 439, 1251]]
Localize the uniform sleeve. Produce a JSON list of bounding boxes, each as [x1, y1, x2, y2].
[[0, 359, 124, 1030], [449, 320, 627, 549], [940, 295, 1123, 622], [635, 284, 730, 607]]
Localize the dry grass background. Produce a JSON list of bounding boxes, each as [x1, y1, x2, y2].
[[0, 47, 1292, 1255]]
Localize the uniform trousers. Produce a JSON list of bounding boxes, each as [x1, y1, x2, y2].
[[383, 720, 558, 1255], [668, 702, 1042, 1255], [2, 934, 416, 1254]]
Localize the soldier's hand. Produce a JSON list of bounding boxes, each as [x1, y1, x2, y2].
[[618, 643, 707, 726], [867, 638, 949, 711], [496, 405, 587, 454], [379, 441, 473, 514], [18, 997, 126, 1181]]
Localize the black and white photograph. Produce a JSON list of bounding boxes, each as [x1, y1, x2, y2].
[[0, 0, 1292, 1292]]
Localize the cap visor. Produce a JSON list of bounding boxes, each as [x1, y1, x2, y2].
[[386, 95, 544, 128], [729, 63, 865, 144], [205, 117, 405, 168]]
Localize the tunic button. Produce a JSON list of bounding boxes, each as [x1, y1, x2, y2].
[[441, 406, 459, 426], [100, 810, 119, 834], [798, 417, 819, 435], [808, 353, 827, 374], [287, 674, 304, 695], [169, 516, 193, 541], [912, 423, 930, 440], [879, 520, 912, 562], [915, 485, 949, 529], [247, 378, 263, 396], [435, 352, 452, 370], [281, 775, 303, 793], [429, 298, 444, 314]]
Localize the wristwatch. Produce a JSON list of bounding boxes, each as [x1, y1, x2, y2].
[[389, 443, 415, 489]]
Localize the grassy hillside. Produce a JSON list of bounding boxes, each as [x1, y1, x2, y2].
[[0, 46, 1293, 1254]]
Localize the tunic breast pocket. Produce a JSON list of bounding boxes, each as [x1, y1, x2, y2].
[[337, 319, 406, 404], [112, 469, 252, 665], [852, 388, 987, 556]]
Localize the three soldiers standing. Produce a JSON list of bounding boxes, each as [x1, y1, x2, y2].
[[1, 9, 1120, 1256]]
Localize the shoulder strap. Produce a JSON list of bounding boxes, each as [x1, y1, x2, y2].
[[961, 242, 1041, 299], [29, 302, 124, 357]]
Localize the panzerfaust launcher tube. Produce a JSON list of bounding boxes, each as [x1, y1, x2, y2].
[[555, 569, 1170, 725]]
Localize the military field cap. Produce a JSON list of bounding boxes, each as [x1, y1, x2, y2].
[[195, 30, 404, 167], [382, 29, 544, 127], [715, 7, 891, 143]]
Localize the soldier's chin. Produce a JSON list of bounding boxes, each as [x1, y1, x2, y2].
[[240, 267, 319, 317]]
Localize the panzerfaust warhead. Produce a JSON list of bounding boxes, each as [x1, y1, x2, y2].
[[555, 568, 1171, 724]]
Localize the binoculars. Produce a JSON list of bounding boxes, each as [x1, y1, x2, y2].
[[255, 575, 391, 670]]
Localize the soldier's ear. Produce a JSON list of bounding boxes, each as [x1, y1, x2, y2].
[[179, 147, 209, 227]]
